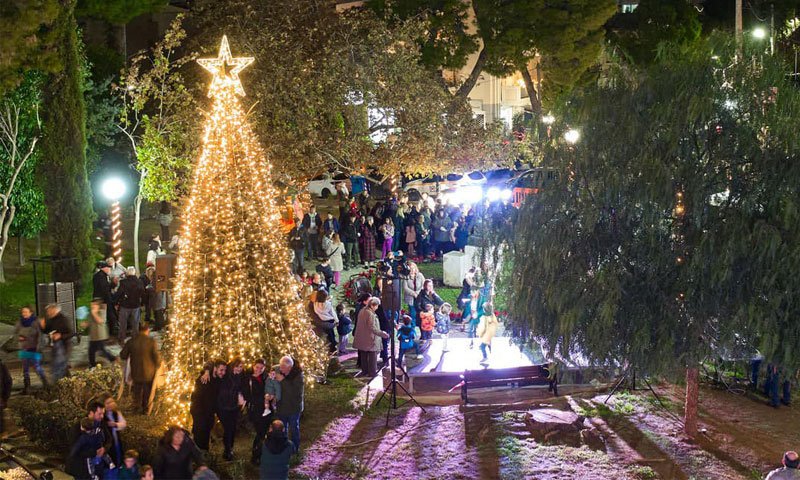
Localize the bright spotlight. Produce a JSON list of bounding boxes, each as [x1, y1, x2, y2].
[[448, 186, 483, 205], [101, 177, 126, 201], [486, 187, 502, 202], [564, 129, 580, 144], [501, 189, 513, 201], [752, 27, 767, 40]]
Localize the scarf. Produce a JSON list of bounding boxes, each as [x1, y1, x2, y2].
[[20, 315, 37, 328]]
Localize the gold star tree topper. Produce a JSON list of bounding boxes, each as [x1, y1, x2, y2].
[[197, 35, 254, 97]]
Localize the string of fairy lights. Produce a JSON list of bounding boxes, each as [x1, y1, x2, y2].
[[162, 36, 327, 426], [110, 200, 123, 263]]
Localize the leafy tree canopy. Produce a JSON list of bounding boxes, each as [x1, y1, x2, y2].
[[0, 0, 62, 96], [505, 36, 800, 377], [75, 0, 168, 24]]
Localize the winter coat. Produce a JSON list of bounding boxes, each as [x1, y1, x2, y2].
[[275, 365, 304, 416], [435, 312, 451, 334], [405, 224, 417, 244], [397, 325, 417, 351], [431, 215, 454, 243], [119, 333, 161, 383], [288, 227, 304, 251], [360, 223, 377, 261], [402, 271, 425, 306], [313, 300, 337, 322], [340, 221, 358, 243], [455, 223, 469, 249], [765, 467, 800, 479], [42, 312, 74, 346], [420, 311, 436, 332], [117, 276, 145, 309], [88, 306, 110, 342], [326, 241, 345, 272], [66, 429, 105, 480], [217, 371, 243, 412], [190, 373, 218, 417], [315, 264, 334, 288], [260, 432, 296, 480], [92, 270, 113, 302], [323, 218, 339, 235], [15, 315, 40, 351], [301, 212, 322, 235], [152, 431, 204, 480], [415, 290, 444, 315], [477, 313, 499, 345], [337, 313, 352, 336], [353, 308, 384, 352], [242, 372, 267, 416], [461, 297, 484, 325]]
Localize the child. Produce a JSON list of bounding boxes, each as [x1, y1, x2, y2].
[[118, 450, 140, 480], [68, 417, 114, 480], [139, 465, 154, 480], [397, 315, 421, 365], [336, 304, 353, 355], [419, 304, 436, 341], [263, 368, 282, 417], [315, 258, 334, 289], [435, 303, 452, 352], [476, 302, 499, 364]]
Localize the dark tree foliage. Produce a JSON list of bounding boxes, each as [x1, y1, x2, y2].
[[0, 0, 61, 96], [39, 2, 95, 284], [607, 0, 703, 66], [75, 0, 168, 24], [505, 36, 800, 431]]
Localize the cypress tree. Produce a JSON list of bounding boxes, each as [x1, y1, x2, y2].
[[39, 1, 94, 286]]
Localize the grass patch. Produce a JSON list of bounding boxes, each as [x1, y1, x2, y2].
[[629, 465, 657, 479], [302, 373, 363, 443]]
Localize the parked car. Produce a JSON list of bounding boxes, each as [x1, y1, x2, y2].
[[307, 172, 351, 198], [508, 168, 560, 207], [404, 171, 487, 200]]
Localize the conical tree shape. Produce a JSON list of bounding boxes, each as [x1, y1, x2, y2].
[[163, 37, 326, 426]]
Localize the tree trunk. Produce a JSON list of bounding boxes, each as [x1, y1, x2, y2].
[[521, 66, 542, 116], [0, 259, 4, 283], [17, 236, 24, 266], [684, 366, 699, 437], [453, 47, 488, 102], [35, 233, 41, 255], [133, 194, 142, 274]]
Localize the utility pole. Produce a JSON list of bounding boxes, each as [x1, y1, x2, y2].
[[736, 0, 743, 54]]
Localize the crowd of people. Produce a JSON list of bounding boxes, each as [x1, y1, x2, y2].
[[290, 189, 513, 278]]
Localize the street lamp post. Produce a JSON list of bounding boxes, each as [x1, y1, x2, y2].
[[101, 178, 126, 264]]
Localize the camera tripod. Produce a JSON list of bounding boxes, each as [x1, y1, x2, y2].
[[373, 269, 426, 426]]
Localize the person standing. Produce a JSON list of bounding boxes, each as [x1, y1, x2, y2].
[[217, 358, 245, 460], [119, 323, 161, 414], [415, 215, 430, 262], [288, 221, 305, 275], [336, 304, 352, 355], [41, 304, 74, 382], [340, 215, 360, 269], [461, 288, 484, 348], [102, 394, 127, 467], [153, 426, 206, 480], [190, 360, 224, 451], [15, 305, 47, 393], [360, 216, 377, 266], [144, 267, 166, 331], [402, 262, 425, 325], [353, 297, 389, 377], [435, 303, 452, 352], [326, 233, 345, 287], [275, 356, 304, 453], [323, 212, 339, 236], [243, 359, 270, 465], [117, 267, 145, 343], [85, 299, 116, 367], [301, 205, 322, 259], [93, 261, 118, 336], [430, 210, 454, 259], [380, 217, 394, 259], [260, 420, 296, 480], [476, 302, 499, 364]]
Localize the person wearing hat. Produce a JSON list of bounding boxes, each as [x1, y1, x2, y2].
[[92, 261, 118, 337]]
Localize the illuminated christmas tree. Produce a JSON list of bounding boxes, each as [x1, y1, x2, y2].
[[163, 36, 327, 425]]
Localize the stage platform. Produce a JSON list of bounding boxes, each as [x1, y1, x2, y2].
[[394, 337, 615, 398]]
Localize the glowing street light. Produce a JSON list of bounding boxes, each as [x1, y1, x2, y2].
[[101, 177, 126, 264], [564, 129, 580, 145], [752, 27, 767, 40], [542, 114, 555, 125]]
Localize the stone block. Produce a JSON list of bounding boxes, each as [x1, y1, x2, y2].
[[443, 251, 467, 287]]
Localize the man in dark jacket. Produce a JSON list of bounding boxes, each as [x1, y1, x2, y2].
[[275, 356, 304, 452], [288, 223, 305, 275], [66, 402, 112, 479], [301, 205, 323, 259], [92, 261, 118, 335], [41, 304, 75, 382], [243, 359, 270, 465], [190, 360, 225, 451], [117, 267, 145, 343], [119, 323, 161, 414]]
